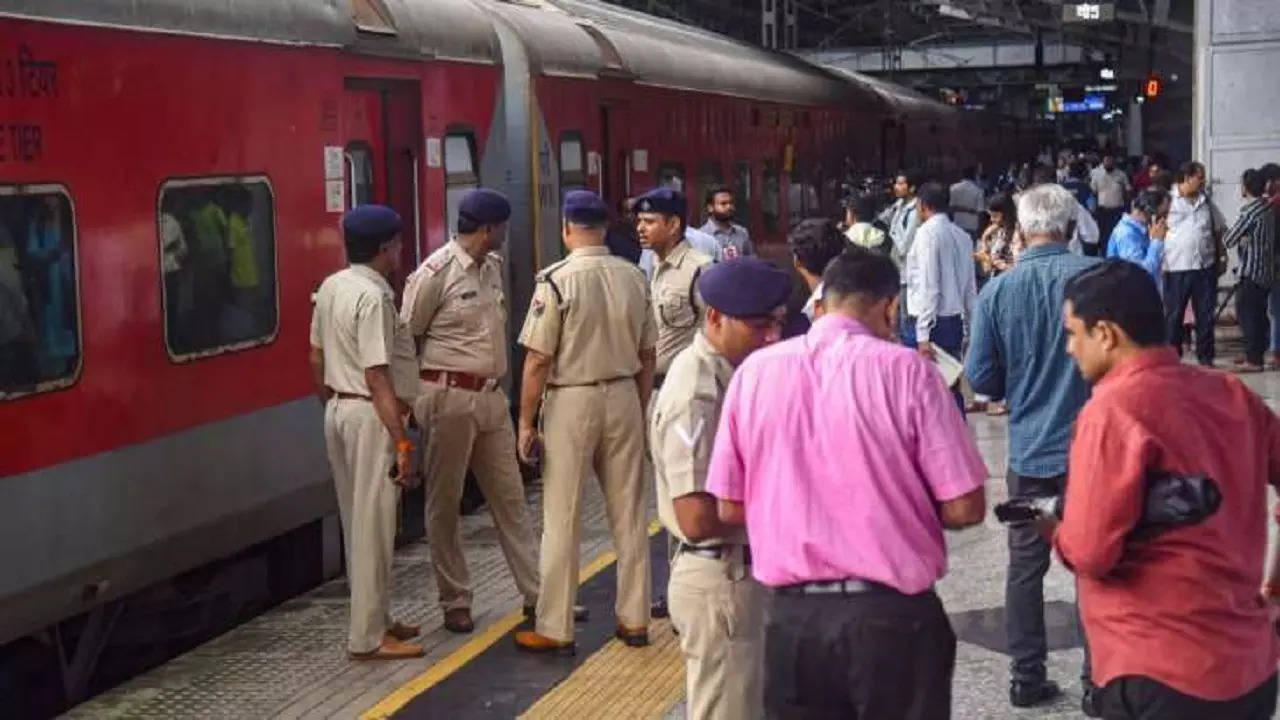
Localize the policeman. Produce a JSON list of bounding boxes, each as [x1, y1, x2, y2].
[[400, 189, 541, 634], [513, 190, 657, 654], [651, 258, 790, 719], [309, 205, 424, 660], [635, 188, 714, 383]]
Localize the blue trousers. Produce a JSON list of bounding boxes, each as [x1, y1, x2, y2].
[[903, 314, 965, 413]]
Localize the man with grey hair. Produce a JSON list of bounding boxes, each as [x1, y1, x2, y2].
[[964, 183, 1102, 714]]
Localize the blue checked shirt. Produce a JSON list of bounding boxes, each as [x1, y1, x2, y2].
[[964, 244, 1101, 477]]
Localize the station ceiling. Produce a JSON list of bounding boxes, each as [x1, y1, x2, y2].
[[602, 0, 1192, 66]]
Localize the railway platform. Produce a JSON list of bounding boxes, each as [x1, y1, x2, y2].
[[63, 367, 1280, 720]]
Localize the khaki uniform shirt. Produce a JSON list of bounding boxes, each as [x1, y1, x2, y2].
[[401, 240, 507, 378], [310, 264, 418, 401], [650, 332, 745, 546], [652, 240, 713, 376], [518, 246, 656, 386]]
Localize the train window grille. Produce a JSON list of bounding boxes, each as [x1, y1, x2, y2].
[[559, 131, 586, 191], [657, 163, 685, 194], [0, 184, 81, 400], [762, 161, 781, 234], [345, 142, 375, 209], [157, 177, 279, 362], [734, 161, 752, 226], [444, 130, 479, 238], [696, 161, 724, 223]]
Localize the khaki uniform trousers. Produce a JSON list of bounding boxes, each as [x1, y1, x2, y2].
[[324, 398, 399, 654], [536, 379, 649, 642], [415, 384, 539, 611], [668, 551, 765, 720]]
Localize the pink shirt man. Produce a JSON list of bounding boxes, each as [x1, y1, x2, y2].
[[706, 313, 988, 592]]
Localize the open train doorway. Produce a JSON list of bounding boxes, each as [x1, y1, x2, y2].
[[341, 79, 426, 542]]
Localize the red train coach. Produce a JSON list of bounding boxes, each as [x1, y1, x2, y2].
[[0, 0, 499, 700]]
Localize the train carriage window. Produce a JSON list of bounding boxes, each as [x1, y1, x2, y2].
[[695, 161, 723, 223], [762, 161, 781, 234], [657, 163, 685, 194], [733, 161, 752, 225], [158, 177, 278, 361], [0, 185, 79, 398], [559, 131, 586, 191], [444, 130, 479, 235]]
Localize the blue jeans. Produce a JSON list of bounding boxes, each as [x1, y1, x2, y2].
[[903, 314, 965, 412]]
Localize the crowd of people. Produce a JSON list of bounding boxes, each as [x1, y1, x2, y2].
[[309, 149, 1280, 719]]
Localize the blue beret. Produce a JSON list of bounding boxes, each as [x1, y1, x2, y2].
[[342, 204, 402, 238], [631, 187, 685, 217], [563, 190, 608, 224], [458, 188, 511, 225], [697, 258, 792, 318]]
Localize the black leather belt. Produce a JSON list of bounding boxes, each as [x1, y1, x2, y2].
[[776, 578, 905, 596], [548, 376, 631, 389], [677, 542, 751, 565]]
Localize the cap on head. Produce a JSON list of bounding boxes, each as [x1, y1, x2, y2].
[[563, 190, 609, 225], [458, 188, 512, 226], [697, 257, 792, 318], [342, 204, 403, 239], [631, 187, 686, 218]]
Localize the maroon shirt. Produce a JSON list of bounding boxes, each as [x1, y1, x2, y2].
[[1055, 349, 1280, 700]]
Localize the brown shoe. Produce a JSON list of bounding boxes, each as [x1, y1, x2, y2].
[[387, 621, 420, 641], [348, 637, 425, 660], [614, 624, 649, 648], [443, 608, 474, 634], [514, 630, 576, 656]]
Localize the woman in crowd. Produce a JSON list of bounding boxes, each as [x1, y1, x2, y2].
[[971, 192, 1024, 416]]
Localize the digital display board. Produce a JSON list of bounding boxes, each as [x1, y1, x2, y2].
[[1047, 94, 1107, 113]]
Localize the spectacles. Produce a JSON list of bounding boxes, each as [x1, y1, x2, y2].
[[737, 314, 785, 333]]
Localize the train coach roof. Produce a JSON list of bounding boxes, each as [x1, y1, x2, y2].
[[826, 67, 956, 122], [487, 0, 885, 109], [0, 0, 497, 63]]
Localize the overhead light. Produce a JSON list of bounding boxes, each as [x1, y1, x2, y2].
[[937, 4, 974, 20], [1099, 67, 1115, 80]]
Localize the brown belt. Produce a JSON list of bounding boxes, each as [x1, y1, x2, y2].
[[332, 391, 371, 401], [420, 369, 496, 392]]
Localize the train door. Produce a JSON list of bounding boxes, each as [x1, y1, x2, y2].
[[342, 81, 423, 288], [341, 80, 425, 543], [600, 100, 631, 211]]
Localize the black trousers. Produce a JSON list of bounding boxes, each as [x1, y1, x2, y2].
[[1094, 207, 1124, 255], [1163, 269, 1217, 366], [764, 587, 954, 719], [1236, 278, 1271, 366], [1096, 673, 1277, 720], [1005, 470, 1090, 684]]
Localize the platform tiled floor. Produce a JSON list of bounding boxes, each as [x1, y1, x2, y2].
[[65, 368, 1280, 720]]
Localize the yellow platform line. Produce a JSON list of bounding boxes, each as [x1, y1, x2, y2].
[[518, 619, 685, 720], [361, 520, 664, 720]]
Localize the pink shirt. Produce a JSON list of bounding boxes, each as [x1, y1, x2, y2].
[[706, 314, 988, 592]]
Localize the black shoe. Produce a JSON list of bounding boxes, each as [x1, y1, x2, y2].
[[522, 604, 589, 622], [1010, 678, 1061, 708], [1081, 682, 1101, 717], [651, 597, 669, 619], [615, 625, 649, 647]]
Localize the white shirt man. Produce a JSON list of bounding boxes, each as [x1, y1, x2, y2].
[[906, 204, 978, 344], [1091, 163, 1131, 210], [1068, 202, 1100, 255], [1164, 185, 1224, 272]]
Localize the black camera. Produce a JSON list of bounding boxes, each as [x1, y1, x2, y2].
[[993, 495, 1062, 525], [993, 473, 1222, 534]]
